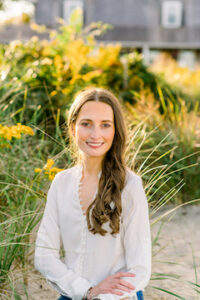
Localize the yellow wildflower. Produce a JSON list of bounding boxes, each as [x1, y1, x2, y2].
[[0, 123, 34, 141], [50, 90, 57, 97], [82, 69, 102, 82], [88, 44, 121, 69], [65, 39, 90, 76], [19, 124, 34, 136], [50, 167, 64, 173], [42, 46, 51, 56], [54, 55, 63, 69], [61, 88, 69, 95], [70, 69, 102, 84], [34, 159, 64, 181], [44, 159, 55, 170], [48, 174, 55, 181], [47, 167, 64, 181]]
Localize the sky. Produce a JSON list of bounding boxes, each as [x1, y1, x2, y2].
[[0, 0, 34, 23]]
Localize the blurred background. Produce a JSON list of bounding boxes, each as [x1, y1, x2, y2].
[[1, 0, 200, 68], [0, 1, 200, 299]]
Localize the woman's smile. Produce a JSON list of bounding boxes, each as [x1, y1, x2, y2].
[[86, 141, 104, 148]]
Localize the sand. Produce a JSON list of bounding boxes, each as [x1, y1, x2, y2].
[[145, 204, 200, 300]]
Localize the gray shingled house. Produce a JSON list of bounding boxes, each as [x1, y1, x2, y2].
[[1, 0, 200, 66], [35, 0, 200, 66]]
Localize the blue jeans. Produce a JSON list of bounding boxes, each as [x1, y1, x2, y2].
[[58, 290, 144, 300]]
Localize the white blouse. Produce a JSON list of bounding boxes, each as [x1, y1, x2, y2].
[[34, 164, 151, 300]]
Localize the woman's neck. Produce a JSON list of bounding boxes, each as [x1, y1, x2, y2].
[[81, 156, 102, 178]]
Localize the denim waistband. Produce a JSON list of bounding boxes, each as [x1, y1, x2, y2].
[[58, 290, 144, 300]]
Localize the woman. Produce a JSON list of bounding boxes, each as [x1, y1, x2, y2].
[[34, 88, 151, 300]]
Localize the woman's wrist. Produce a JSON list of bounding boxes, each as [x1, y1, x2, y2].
[[83, 286, 94, 300], [86, 286, 96, 300]]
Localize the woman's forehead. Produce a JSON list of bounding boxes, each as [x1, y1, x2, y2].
[[77, 101, 114, 120]]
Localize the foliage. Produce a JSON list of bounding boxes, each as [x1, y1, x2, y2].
[[150, 53, 200, 105], [0, 16, 166, 127], [124, 88, 200, 202], [0, 123, 34, 148], [0, 118, 68, 297], [1, 14, 198, 201]]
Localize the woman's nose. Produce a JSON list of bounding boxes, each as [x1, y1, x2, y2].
[[90, 126, 101, 139]]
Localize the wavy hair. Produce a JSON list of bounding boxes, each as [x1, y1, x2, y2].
[[68, 87, 127, 235]]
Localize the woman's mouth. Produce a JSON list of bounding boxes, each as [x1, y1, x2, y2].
[[86, 142, 104, 148]]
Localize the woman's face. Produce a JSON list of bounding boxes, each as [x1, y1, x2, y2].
[[73, 101, 115, 160]]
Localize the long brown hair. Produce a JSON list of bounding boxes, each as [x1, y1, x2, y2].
[[68, 87, 127, 235]]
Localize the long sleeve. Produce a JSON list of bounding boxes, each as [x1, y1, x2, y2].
[[96, 174, 151, 300], [121, 175, 151, 297], [34, 175, 92, 300]]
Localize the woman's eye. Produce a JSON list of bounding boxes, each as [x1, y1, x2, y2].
[[102, 123, 111, 128], [81, 122, 90, 127]]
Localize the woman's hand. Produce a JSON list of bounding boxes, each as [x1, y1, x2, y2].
[[88, 272, 135, 300]]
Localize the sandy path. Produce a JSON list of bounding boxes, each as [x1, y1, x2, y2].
[[5, 204, 200, 300], [145, 204, 200, 300]]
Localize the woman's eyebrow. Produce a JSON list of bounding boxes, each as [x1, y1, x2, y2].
[[80, 118, 92, 121]]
